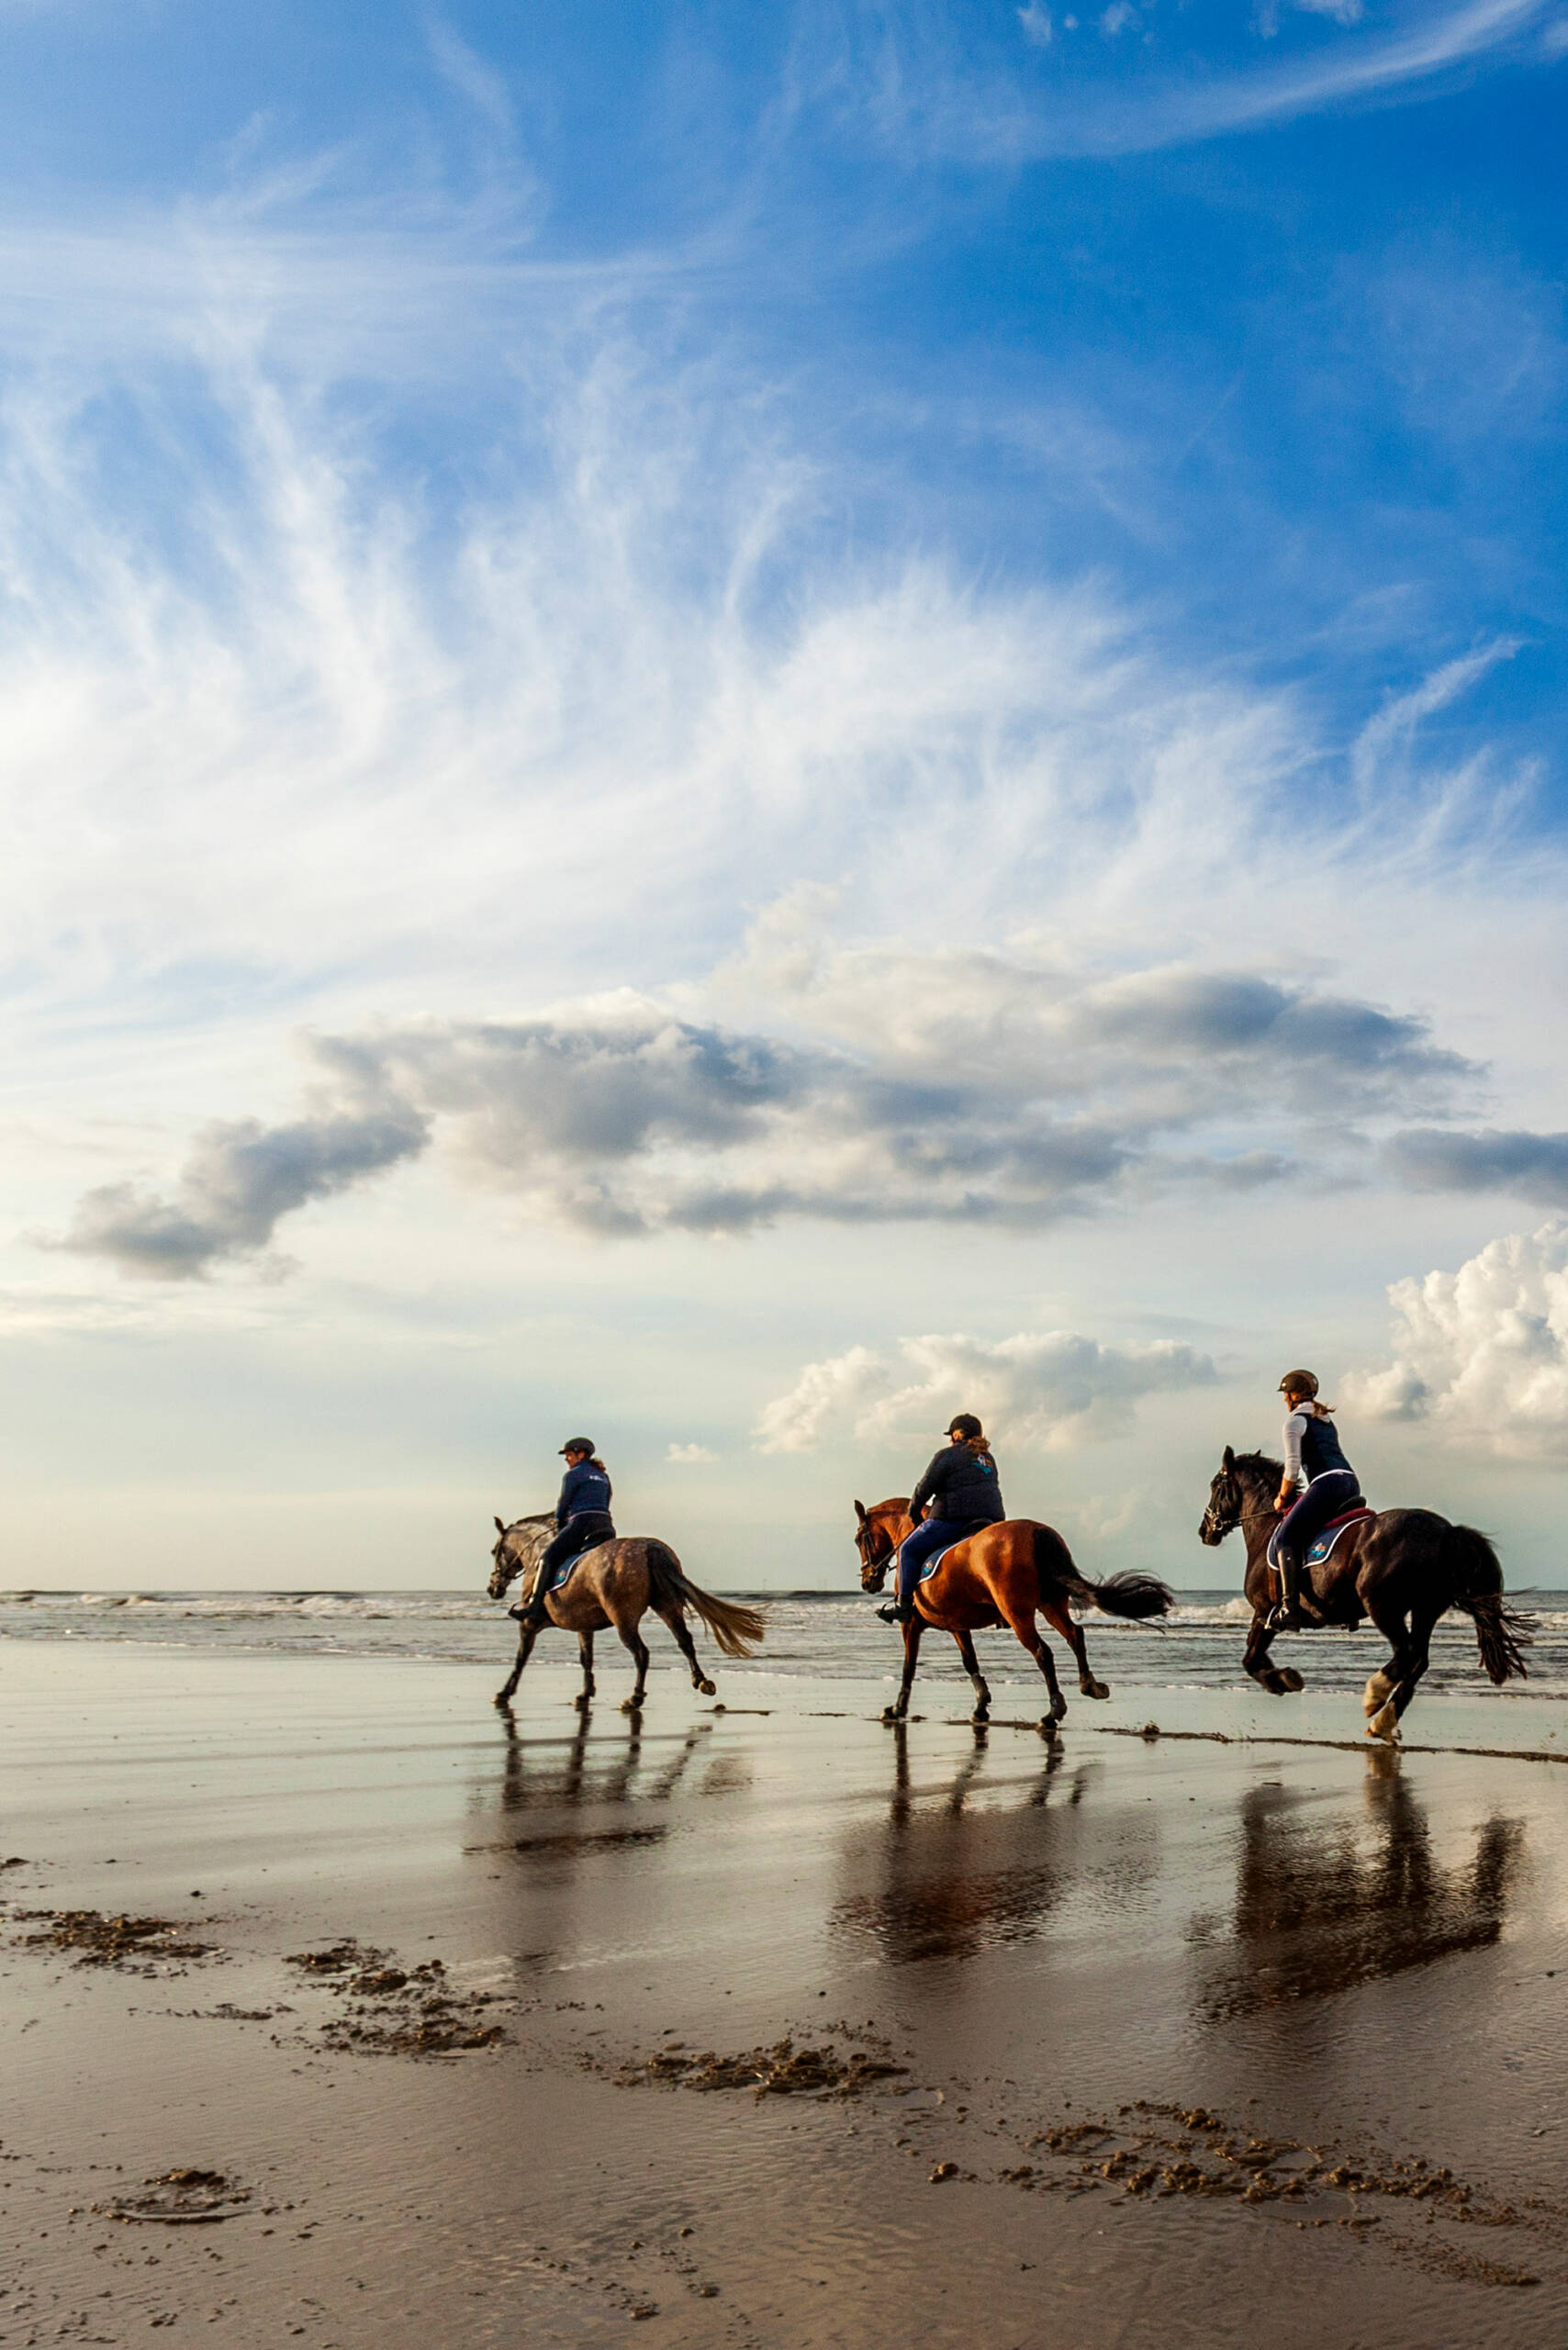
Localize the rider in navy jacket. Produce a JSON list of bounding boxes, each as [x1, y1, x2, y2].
[[877, 1415, 1005, 1626], [511, 1439, 617, 1628]]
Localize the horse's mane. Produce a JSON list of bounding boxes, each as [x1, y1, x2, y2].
[[1230, 1450, 1282, 1488]]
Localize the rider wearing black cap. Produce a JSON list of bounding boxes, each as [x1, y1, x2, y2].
[[877, 1414, 1005, 1626], [510, 1438, 616, 1628]]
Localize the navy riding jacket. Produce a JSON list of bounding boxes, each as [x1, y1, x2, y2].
[[909, 1444, 1005, 1526], [556, 1460, 613, 1528]]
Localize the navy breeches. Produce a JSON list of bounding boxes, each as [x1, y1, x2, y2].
[[1277, 1471, 1361, 1559], [540, 1510, 616, 1585], [896, 1517, 990, 1603]]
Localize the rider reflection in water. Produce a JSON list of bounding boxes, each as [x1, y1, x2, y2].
[[877, 1415, 1005, 1627], [1269, 1371, 1364, 1632]]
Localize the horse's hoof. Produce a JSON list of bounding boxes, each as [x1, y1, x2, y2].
[[1037, 1717, 1058, 1739], [1085, 1681, 1110, 1701], [1050, 1692, 1069, 1721], [698, 1679, 716, 1697], [1362, 1670, 1394, 1718], [493, 1693, 513, 1710], [621, 1697, 644, 1716], [970, 1707, 991, 1725], [1278, 1667, 1305, 1694], [880, 1707, 901, 1724], [573, 1694, 590, 1711], [1367, 1698, 1399, 1741]]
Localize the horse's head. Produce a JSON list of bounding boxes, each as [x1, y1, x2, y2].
[[854, 1497, 906, 1592], [487, 1515, 520, 1601], [1199, 1448, 1241, 1548]]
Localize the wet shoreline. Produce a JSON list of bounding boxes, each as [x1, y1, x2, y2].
[[6, 1639, 1567, 2346]]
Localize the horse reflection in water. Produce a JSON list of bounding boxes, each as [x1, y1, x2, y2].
[[493, 1707, 713, 1841], [831, 1727, 1131, 1967], [1194, 1759, 1524, 2025]]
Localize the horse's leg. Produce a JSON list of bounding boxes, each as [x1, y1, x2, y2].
[[611, 1610, 652, 1714], [997, 1595, 1068, 1729], [574, 1629, 596, 1711], [497, 1622, 542, 1708], [1242, 1609, 1303, 1696], [1039, 1594, 1108, 1700], [953, 1628, 991, 1723], [656, 1602, 716, 1699], [1388, 1596, 1441, 1731], [882, 1617, 924, 1723], [1363, 1585, 1419, 1742]]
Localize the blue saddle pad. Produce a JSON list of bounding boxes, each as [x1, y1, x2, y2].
[[917, 1539, 963, 1583], [548, 1548, 599, 1592], [1267, 1510, 1372, 1573]]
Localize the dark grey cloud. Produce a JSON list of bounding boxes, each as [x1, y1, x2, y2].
[[1076, 972, 1469, 1107], [57, 963, 1484, 1273], [61, 1104, 429, 1278], [1384, 1127, 1568, 1203]]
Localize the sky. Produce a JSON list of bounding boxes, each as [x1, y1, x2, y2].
[[3, 0, 1567, 1592]]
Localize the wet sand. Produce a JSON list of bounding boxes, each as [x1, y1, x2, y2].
[[4, 1639, 1567, 2348]]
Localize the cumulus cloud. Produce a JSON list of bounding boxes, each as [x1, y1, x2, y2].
[[1345, 1218, 1568, 1457], [666, 1441, 718, 1465], [55, 945, 1481, 1270], [756, 1328, 1215, 1455], [1383, 1126, 1568, 1204], [58, 1103, 428, 1280]]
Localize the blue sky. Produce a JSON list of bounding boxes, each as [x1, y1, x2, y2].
[[3, 0, 1567, 1590]]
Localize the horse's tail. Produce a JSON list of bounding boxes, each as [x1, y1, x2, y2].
[[1445, 1524, 1530, 1685], [646, 1543, 767, 1660], [1033, 1526, 1174, 1620]]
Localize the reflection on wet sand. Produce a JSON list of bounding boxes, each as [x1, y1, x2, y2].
[[1194, 1756, 1525, 2022], [494, 1709, 713, 1820], [831, 1726, 1133, 1965]]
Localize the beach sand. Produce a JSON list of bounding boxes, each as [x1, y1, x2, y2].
[[4, 1638, 1566, 2348]]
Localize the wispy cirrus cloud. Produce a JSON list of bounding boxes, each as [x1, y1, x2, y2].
[[827, 0, 1553, 162]]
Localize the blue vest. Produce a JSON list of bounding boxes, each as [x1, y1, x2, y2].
[[1301, 1415, 1353, 1483]]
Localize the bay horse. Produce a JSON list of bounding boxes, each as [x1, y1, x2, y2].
[[1198, 1447, 1529, 1740], [487, 1515, 766, 1714], [854, 1497, 1173, 1732]]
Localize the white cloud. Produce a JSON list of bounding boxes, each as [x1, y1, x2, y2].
[[756, 1329, 1215, 1454], [1346, 1218, 1568, 1458], [839, 0, 1552, 162], [50, 946, 1479, 1271], [1017, 5, 1054, 45], [666, 1441, 718, 1465]]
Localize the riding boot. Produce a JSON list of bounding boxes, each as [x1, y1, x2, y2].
[[876, 1597, 913, 1625], [1270, 1547, 1308, 1631], [508, 1586, 552, 1628]]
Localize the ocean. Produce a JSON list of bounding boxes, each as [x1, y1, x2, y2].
[[4, 1583, 1565, 1706]]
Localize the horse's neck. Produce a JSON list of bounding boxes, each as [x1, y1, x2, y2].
[[1236, 1468, 1280, 1567]]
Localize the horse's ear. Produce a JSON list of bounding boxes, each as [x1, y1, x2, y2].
[[854, 1499, 867, 1523], [494, 1515, 507, 1534], [1222, 1446, 1235, 1471]]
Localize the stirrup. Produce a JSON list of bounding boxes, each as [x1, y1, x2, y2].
[[876, 1599, 911, 1625]]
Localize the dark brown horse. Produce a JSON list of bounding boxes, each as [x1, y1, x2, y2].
[[854, 1497, 1172, 1732], [488, 1514, 765, 1714], [1198, 1447, 1529, 1740]]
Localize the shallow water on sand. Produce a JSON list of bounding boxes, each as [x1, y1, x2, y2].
[[5, 1641, 1568, 2349]]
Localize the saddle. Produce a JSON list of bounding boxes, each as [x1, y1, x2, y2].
[[916, 1538, 964, 1584], [1265, 1504, 1374, 1601]]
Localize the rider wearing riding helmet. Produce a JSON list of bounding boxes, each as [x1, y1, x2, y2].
[[510, 1438, 616, 1628], [876, 1414, 1005, 1626], [1270, 1371, 1362, 1630]]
